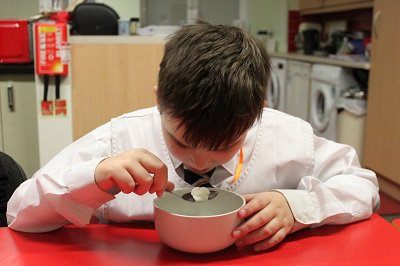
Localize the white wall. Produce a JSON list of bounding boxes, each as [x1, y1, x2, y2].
[[247, 0, 289, 53], [97, 0, 141, 20], [0, 0, 39, 18], [3, 0, 296, 165], [35, 74, 73, 166]]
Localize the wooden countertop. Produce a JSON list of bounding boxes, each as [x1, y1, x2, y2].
[[70, 35, 166, 44]]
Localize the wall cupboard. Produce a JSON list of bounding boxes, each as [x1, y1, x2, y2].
[[299, 0, 373, 15]]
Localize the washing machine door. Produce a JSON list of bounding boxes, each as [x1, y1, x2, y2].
[[267, 71, 280, 109], [310, 82, 335, 132]]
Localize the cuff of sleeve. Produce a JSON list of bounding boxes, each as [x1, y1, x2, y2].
[[66, 158, 114, 208], [291, 221, 308, 233], [274, 189, 319, 226], [66, 158, 115, 214]]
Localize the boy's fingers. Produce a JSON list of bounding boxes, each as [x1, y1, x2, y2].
[[137, 153, 168, 194], [111, 169, 137, 194], [130, 168, 154, 195], [155, 181, 175, 197], [166, 181, 175, 191]]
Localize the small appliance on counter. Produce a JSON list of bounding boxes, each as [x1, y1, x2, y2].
[[0, 20, 32, 64], [70, 2, 119, 35], [296, 22, 322, 55], [302, 29, 320, 55]]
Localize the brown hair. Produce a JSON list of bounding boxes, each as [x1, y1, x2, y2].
[[157, 21, 270, 150]]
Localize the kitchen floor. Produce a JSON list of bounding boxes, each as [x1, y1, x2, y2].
[[377, 192, 400, 224]]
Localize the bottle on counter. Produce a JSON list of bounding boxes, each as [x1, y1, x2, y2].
[[129, 17, 140, 35], [118, 18, 130, 35]]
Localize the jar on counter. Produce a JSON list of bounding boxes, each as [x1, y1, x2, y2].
[[129, 17, 140, 35], [257, 30, 276, 52], [257, 30, 270, 48]]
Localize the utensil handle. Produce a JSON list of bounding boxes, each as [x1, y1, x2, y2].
[[7, 83, 14, 112]]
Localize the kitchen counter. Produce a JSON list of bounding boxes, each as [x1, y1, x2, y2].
[[269, 52, 370, 70], [70, 35, 166, 44]]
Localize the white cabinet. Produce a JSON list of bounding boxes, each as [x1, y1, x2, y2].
[[285, 60, 312, 121], [0, 75, 39, 177]]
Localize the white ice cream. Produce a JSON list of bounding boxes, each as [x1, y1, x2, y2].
[[191, 187, 210, 202]]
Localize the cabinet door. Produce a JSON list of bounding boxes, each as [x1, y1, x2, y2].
[[363, 0, 400, 193], [0, 75, 39, 178], [299, 0, 324, 10], [300, 0, 372, 14], [285, 61, 311, 121], [71, 42, 164, 140], [323, 0, 371, 7]]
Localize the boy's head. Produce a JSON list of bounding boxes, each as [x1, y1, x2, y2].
[[157, 21, 271, 151]]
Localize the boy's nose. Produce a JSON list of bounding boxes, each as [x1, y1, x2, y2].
[[189, 154, 212, 172]]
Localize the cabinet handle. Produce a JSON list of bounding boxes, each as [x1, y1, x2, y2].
[[373, 10, 381, 39], [7, 84, 14, 112]]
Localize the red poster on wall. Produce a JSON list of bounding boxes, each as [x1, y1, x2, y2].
[[34, 23, 69, 76]]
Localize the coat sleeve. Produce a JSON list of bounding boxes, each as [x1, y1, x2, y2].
[[6, 123, 115, 233], [277, 134, 380, 230]]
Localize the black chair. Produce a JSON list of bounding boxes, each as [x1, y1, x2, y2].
[[0, 152, 27, 227], [70, 2, 120, 35]]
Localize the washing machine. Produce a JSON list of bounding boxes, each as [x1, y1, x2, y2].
[[285, 60, 312, 121], [309, 64, 358, 141], [267, 58, 287, 112]]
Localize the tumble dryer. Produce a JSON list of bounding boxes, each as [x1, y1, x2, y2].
[[309, 64, 358, 141], [267, 58, 287, 112]]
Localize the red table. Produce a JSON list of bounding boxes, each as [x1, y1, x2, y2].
[[393, 218, 400, 230], [1, 213, 399, 265]]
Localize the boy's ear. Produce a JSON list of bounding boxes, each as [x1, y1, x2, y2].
[[153, 85, 159, 105]]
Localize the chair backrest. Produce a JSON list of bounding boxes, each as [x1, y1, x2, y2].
[[71, 2, 120, 35], [0, 152, 27, 227]]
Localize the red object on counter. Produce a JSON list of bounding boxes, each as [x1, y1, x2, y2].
[[1, 213, 399, 265], [50, 11, 70, 24], [0, 20, 31, 63]]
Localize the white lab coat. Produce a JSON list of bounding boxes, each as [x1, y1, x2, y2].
[[7, 107, 379, 232]]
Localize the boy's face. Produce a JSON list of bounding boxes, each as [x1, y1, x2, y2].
[[160, 114, 246, 174]]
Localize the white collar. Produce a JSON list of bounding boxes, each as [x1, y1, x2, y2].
[[168, 151, 238, 186], [169, 151, 237, 176]]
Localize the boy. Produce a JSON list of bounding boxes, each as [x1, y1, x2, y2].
[[7, 21, 379, 252]]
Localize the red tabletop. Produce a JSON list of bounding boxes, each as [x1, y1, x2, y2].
[[393, 218, 400, 230], [1, 213, 399, 266]]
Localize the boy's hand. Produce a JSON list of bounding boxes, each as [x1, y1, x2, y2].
[[94, 149, 174, 197], [232, 191, 294, 252]]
